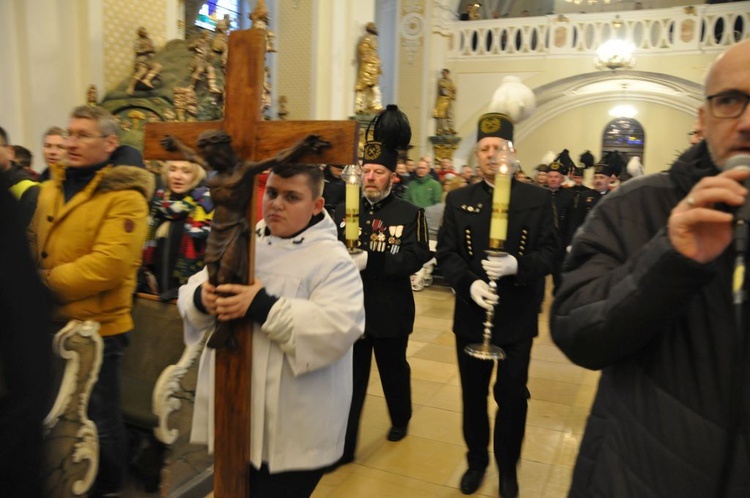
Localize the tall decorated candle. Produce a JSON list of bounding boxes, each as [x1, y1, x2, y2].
[[489, 145, 514, 250], [341, 164, 363, 251]]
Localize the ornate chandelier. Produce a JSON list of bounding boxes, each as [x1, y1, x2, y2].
[[594, 39, 635, 70]]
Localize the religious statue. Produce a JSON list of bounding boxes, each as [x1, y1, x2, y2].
[[211, 14, 231, 68], [127, 27, 162, 95], [189, 31, 222, 94], [160, 131, 331, 348], [249, 0, 277, 53], [261, 66, 272, 119], [355, 22, 383, 115], [173, 86, 198, 121], [468, 2, 482, 20], [87, 84, 98, 106], [433, 68, 457, 135]]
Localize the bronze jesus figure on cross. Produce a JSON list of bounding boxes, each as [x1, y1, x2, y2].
[[161, 131, 331, 348]]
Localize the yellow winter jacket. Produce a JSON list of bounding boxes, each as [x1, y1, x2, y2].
[[29, 164, 155, 336]]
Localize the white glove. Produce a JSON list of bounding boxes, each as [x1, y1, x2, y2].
[[350, 250, 368, 272], [470, 280, 499, 310], [481, 253, 518, 280]]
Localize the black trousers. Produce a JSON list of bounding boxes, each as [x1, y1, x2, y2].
[[249, 463, 324, 498], [455, 336, 533, 477], [343, 334, 412, 459]]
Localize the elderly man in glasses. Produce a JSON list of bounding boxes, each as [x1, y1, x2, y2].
[[551, 39, 750, 496], [28, 105, 154, 497]]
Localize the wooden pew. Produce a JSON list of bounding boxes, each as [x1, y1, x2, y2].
[[121, 293, 209, 493], [42, 320, 103, 498]]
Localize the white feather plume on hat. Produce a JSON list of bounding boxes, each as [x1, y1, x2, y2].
[[627, 156, 644, 178], [487, 76, 536, 124]]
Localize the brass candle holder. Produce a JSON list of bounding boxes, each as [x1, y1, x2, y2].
[[464, 249, 507, 361]]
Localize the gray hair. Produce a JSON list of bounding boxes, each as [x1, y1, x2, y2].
[[70, 106, 121, 138]]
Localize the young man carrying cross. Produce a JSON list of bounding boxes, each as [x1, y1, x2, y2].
[[178, 162, 364, 497]]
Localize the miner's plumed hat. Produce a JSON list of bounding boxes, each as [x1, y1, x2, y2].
[[477, 75, 535, 143], [594, 162, 617, 177], [597, 150, 625, 177], [579, 150, 595, 169], [363, 104, 411, 171], [548, 149, 574, 176]]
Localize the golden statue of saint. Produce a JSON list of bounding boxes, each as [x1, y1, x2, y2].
[[433, 68, 457, 135], [355, 22, 383, 114]]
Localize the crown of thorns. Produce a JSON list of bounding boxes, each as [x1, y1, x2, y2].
[[197, 131, 232, 147]]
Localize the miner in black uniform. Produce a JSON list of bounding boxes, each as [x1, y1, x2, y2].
[[546, 150, 576, 291], [322, 164, 345, 217], [592, 160, 616, 197], [437, 111, 559, 497], [333, 105, 432, 467], [564, 164, 598, 248]]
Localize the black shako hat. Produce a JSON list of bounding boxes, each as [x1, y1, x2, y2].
[[548, 148, 574, 176], [594, 162, 617, 177], [362, 104, 411, 171], [477, 113, 514, 142]]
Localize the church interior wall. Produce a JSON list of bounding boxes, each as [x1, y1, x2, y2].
[[0, 0, 105, 172], [518, 102, 694, 177], [276, 1, 315, 120]]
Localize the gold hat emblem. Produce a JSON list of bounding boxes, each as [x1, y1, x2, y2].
[[363, 142, 382, 160], [480, 115, 502, 134]]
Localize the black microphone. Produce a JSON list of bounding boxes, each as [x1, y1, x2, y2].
[[726, 154, 750, 223], [726, 155, 750, 305]]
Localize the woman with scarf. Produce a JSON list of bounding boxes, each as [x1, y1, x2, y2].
[[141, 160, 213, 301]]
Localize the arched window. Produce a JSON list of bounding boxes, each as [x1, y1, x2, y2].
[[601, 117, 645, 181]]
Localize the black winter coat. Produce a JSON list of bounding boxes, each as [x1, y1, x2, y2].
[[551, 142, 750, 497]]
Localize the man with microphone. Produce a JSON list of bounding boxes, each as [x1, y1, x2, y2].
[[551, 39, 750, 496]]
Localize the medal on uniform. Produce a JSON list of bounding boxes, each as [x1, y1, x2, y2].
[[372, 219, 385, 252], [388, 225, 404, 254]]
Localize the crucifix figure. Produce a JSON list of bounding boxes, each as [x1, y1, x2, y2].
[[143, 27, 358, 497], [161, 130, 331, 348]]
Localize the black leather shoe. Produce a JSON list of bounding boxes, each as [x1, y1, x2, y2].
[[460, 468, 485, 494], [499, 473, 519, 498], [387, 426, 408, 441]]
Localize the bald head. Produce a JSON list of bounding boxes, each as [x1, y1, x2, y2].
[[699, 39, 750, 168]]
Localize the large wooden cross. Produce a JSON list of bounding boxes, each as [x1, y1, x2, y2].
[[143, 28, 358, 497]]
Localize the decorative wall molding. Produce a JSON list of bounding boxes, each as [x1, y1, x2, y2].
[[401, 0, 425, 65]]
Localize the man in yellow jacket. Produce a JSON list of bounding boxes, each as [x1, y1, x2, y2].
[[29, 106, 154, 497]]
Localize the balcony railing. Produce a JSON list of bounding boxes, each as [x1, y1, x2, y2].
[[441, 3, 750, 60]]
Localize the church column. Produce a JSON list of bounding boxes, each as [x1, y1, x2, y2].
[[396, 0, 437, 160]]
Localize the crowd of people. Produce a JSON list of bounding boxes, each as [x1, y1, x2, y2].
[[2, 37, 749, 498]]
